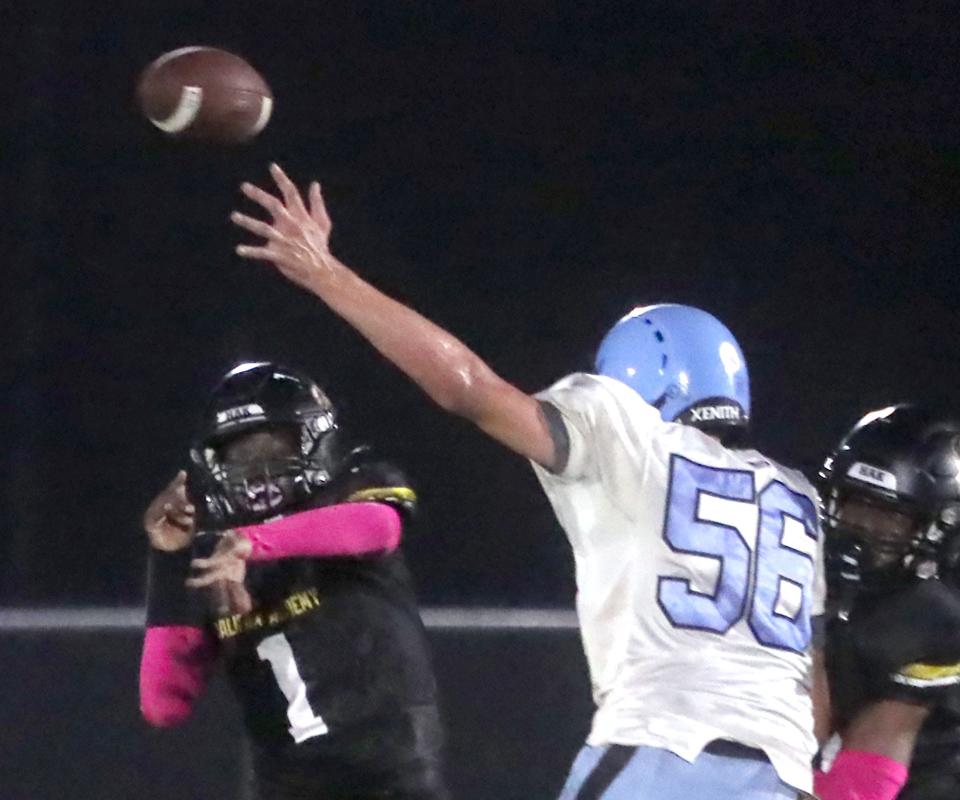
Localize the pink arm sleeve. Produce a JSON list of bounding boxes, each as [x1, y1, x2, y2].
[[139, 625, 218, 727], [236, 502, 402, 561], [815, 750, 909, 800]]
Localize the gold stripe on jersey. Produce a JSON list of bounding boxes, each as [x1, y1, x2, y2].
[[347, 486, 417, 505], [893, 661, 960, 687], [214, 587, 322, 640]]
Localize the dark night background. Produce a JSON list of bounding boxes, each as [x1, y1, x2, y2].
[[4, 1, 960, 610]]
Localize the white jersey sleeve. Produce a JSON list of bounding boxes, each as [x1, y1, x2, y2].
[[535, 372, 664, 539]]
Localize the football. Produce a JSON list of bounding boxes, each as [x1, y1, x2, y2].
[[137, 46, 273, 143]]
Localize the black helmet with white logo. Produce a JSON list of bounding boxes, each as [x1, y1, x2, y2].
[[188, 362, 349, 527], [820, 404, 960, 591]]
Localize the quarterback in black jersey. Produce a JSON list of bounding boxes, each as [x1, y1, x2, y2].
[[815, 405, 960, 800], [140, 362, 449, 800]]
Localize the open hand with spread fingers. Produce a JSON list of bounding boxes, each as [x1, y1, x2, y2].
[[232, 163, 339, 293], [187, 531, 255, 615], [186, 530, 253, 589]]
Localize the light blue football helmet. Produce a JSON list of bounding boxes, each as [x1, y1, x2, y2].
[[594, 304, 750, 428]]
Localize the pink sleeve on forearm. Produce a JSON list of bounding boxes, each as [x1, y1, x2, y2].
[[237, 502, 402, 561], [139, 626, 218, 727], [815, 750, 909, 800]]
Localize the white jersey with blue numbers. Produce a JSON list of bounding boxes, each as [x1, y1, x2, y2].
[[532, 373, 825, 793]]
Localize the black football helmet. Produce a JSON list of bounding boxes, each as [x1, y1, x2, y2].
[[188, 362, 349, 528], [820, 405, 960, 595]]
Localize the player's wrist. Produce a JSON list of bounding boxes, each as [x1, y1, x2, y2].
[[146, 537, 192, 553], [218, 529, 254, 560], [300, 252, 335, 293], [306, 252, 357, 299]]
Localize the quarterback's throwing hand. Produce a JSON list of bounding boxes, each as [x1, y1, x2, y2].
[[186, 531, 253, 589], [232, 163, 336, 292], [188, 532, 255, 616]]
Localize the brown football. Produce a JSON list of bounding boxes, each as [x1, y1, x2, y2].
[[137, 47, 273, 143]]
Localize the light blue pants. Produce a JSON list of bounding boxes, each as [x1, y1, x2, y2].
[[557, 743, 801, 800]]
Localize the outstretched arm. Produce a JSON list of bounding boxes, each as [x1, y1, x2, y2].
[[231, 164, 558, 470]]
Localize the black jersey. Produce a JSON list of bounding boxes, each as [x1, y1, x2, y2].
[[826, 580, 960, 800], [204, 459, 447, 800]]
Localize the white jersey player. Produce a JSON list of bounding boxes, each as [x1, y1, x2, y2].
[[534, 369, 824, 798], [230, 164, 831, 799]]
